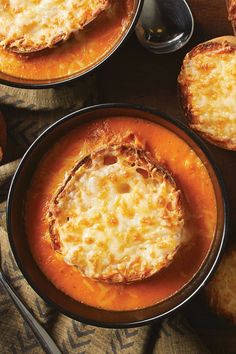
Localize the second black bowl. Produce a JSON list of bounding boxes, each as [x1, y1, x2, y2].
[[7, 104, 227, 328]]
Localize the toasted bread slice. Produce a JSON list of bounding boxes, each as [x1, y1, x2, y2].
[[48, 141, 184, 283], [0, 0, 110, 54], [227, 0, 236, 20], [205, 247, 236, 325], [178, 36, 236, 151], [227, 0, 236, 34], [0, 112, 6, 163]]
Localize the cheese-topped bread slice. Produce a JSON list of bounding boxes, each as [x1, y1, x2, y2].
[[0, 112, 6, 163], [48, 141, 184, 283], [205, 248, 236, 325], [228, 0, 236, 19], [0, 0, 110, 54], [178, 36, 236, 151], [227, 0, 236, 33]]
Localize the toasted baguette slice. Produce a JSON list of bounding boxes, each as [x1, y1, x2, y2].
[[205, 247, 236, 325], [178, 36, 236, 151], [0, 0, 110, 54], [227, 0, 236, 34], [227, 0, 236, 20], [0, 112, 6, 163], [48, 140, 184, 283]]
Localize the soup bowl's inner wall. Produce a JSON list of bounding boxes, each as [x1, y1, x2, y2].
[[0, 0, 143, 89], [7, 105, 226, 327]]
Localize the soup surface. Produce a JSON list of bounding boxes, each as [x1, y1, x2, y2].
[[0, 0, 134, 80], [25, 117, 217, 311]]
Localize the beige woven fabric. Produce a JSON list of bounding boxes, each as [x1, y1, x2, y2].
[[0, 77, 97, 111], [154, 313, 211, 354], [0, 81, 210, 354]]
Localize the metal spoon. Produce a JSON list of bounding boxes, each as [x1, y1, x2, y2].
[[0, 267, 62, 354], [135, 0, 194, 54]]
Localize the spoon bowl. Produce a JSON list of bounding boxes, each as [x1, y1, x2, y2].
[[135, 0, 194, 54]]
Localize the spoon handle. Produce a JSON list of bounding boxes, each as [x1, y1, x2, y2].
[[0, 271, 62, 354]]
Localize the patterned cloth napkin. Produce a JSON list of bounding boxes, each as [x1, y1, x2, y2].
[[0, 79, 210, 354]]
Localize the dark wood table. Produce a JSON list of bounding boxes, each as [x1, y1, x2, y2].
[[97, 0, 236, 353]]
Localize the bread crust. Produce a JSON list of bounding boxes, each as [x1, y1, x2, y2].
[[0, 112, 7, 163], [178, 36, 236, 151], [48, 140, 184, 284], [205, 247, 236, 325], [227, 0, 236, 19], [0, 0, 110, 54], [227, 0, 236, 33]]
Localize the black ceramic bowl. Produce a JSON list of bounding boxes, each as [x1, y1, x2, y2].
[[7, 104, 228, 328], [0, 1, 143, 89]]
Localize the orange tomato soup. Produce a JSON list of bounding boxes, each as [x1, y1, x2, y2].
[[25, 117, 217, 311], [0, 0, 134, 80]]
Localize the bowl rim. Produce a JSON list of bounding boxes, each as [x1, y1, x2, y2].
[[7, 103, 229, 328], [0, 0, 144, 90]]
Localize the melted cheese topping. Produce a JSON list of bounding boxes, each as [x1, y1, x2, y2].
[[178, 40, 236, 149], [49, 147, 184, 283], [0, 0, 110, 53]]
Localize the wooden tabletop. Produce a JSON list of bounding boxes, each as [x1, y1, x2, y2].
[[97, 0, 236, 353]]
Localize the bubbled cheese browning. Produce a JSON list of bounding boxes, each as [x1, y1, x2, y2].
[[0, 0, 110, 53], [48, 142, 184, 283]]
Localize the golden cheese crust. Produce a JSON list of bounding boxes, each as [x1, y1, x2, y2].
[[205, 248, 236, 325], [178, 36, 236, 151], [0, 0, 110, 54], [48, 140, 184, 283]]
